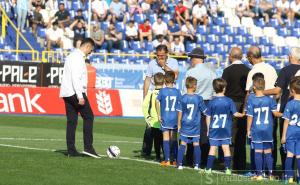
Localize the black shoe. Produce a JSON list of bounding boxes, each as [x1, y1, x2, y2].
[[82, 148, 101, 158], [67, 150, 82, 157]]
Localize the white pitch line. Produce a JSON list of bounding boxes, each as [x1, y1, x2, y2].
[[0, 137, 142, 144], [0, 143, 56, 152]]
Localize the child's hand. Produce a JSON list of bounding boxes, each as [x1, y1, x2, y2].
[[281, 136, 286, 144], [145, 116, 152, 127], [247, 131, 251, 138], [177, 126, 181, 132], [158, 116, 162, 123]]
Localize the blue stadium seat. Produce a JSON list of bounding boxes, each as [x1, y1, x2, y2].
[[196, 34, 205, 44], [196, 25, 207, 35], [37, 28, 46, 38], [116, 22, 125, 32], [270, 19, 279, 28], [269, 46, 281, 56], [134, 14, 145, 24], [224, 26, 236, 36], [131, 41, 142, 52], [112, 49, 122, 62], [141, 51, 151, 63], [107, 58, 116, 64], [259, 37, 271, 46], [242, 44, 251, 54], [237, 27, 249, 36], [210, 25, 221, 35], [185, 42, 196, 53], [261, 45, 269, 55], [206, 34, 217, 44], [122, 40, 129, 52], [215, 44, 226, 54], [233, 35, 244, 45], [127, 50, 137, 61], [149, 14, 157, 24], [101, 22, 109, 31], [162, 14, 171, 23], [72, 1, 82, 10], [295, 20, 300, 28], [246, 35, 257, 45], [291, 28, 300, 37], [277, 27, 289, 37], [282, 46, 290, 55], [202, 43, 212, 54], [220, 35, 232, 44], [215, 17, 226, 26], [255, 18, 265, 27], [145, 42, 154, 51]]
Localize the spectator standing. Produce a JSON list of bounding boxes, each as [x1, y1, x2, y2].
[[17, 0, 29, 32], [69, 19, 86, 46], [152, 16, 168, 37], [192, 0, 208, 28], [175, 1, 189, 27], [105, 23, 123, 52], [54, 2, 70, 27], [29, 5, 45, 37], [125, 20, 138, 42], [184, 47, 216, 167], [127, 0, 142, 17], [221, 47, 250, 171], [90, 24, 105, 49], [152, 0, 168, 16], [264, 47, 300, 170], [139, 19, 152, 47], [92, 0, 109, 22]]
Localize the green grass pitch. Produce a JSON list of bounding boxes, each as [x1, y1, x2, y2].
[[0, 115, 285, 185]]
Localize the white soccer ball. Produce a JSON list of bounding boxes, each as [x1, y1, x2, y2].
[[106, 146, 120, 158]]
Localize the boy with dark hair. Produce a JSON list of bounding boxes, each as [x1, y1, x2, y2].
[[205, 78, 244, 175], [177, 76, 207, 170], [247, 77, 282, 181], [142, 72, 164, 161], [281, 76, 300, 184], [156, 71, 181, 166]]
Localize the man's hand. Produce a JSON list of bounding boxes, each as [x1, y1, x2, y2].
[[78, 98, 85, 105], [281, 136, 286, 144]]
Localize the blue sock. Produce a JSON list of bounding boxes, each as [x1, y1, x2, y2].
[[264, 153, 273, 175], [297, 158, 300, 181], [224, 156, 232, 169], [163, 141, 170, 161], [250, 149, 256, 172], [206, 155, 215, 170], [193, 145, 201, 167], [172, 140, 178, 161], [177, 145, 186, 166], [255, 152, 263, 176], [285, 157, 293, 178]]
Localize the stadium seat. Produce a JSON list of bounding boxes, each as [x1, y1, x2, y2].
[[127, 50, 137, 61], [162, 14, 171, 23], [242, 44, 251, 54], [215, 44, 226, 54], [241, 17, 255, 28], [237, 27, 249, 36], [210, 25, 222, 35], [206, 34, 217, 44], [263, 27, 277, 38], [134, 14, 145, 24], [232, 35, 244, 45], [122, 40, 129, 52], [272, 36, 285, 47], [269, 46, 282, 56], [149, 14, 157, 24], [116, 22, 125, 32], [196, 25, 207, 35], [255, 18, 265, 27], [270, 19, 279, 28], [282, 46, 290, 55], [260, 45, 269, 55], [215, 17, 226, 26], [295, 20, 300, 28], [291, 28, 300, 37], [145, 42, 154, 51], [141, 51, 151, 63], [259, 36, 271, 46], [285, 37, 299, 47], [227, 16, 241, 27], [250, 27, 264, 37], [277, 27, 289, 37], [202, 43, 212, 54], [196, 34, 205, 44], [185, 42, 196, 53], [37, 28, 46, 38], [72, 1, 82, 10], [101, 22, 109, 31], [246, 35, 258, 45], [220, 35, 232, 44], [131, 41, 142, 52], [223, 26, 236, 35]]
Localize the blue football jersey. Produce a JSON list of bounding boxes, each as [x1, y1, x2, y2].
[[283, 99, 300, 140], [156, 87, 181, 129], [247, 96, 277, 143], [177, 94, 207, 137], [245, 92, 255, 112], [206, 96, 237, 140]]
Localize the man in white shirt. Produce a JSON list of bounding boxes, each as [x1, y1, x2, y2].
[[273, 0, 290, 25], [170, 36, 185, 56], [290, 0, 300, 22], [92, 0, 109, 21], [60, 38, 100, 158], [46, 21, 64, 50], [192, 0, 208, 28], [125, 20, 138, 41], [152, 16, 168, 37]]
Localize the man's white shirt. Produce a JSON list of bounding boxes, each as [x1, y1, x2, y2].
[[60, 49, 87, 99]]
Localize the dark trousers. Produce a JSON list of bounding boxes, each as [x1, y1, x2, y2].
[[186, 100, 210, 167], [231, 102, 247, 171], [63, 93, 94, 153], [274, 117, 286, 170], [142, 125, 163, 159]]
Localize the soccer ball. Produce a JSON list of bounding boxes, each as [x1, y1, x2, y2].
[[106, 146, 120, 158]]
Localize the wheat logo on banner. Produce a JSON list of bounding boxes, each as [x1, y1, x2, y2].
[[96, 90, 113, 115]]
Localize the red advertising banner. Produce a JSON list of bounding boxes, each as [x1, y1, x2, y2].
[[0, 87, 123, 116]]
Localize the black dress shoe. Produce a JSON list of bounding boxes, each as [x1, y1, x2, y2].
[[82, 148, 101, 158], [67, 150, 81, 157]]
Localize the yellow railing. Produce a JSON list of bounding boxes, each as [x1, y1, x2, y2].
[[0, 5, 37, 61]]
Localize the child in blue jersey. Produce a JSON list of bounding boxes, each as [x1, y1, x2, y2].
[[281, 76, 300, 184], [156, 71, 181, 166], [205, 78, 244, 175], [246, 77, 282, 181], [244, 72, 265, 177], [177, 76, 207, 170]]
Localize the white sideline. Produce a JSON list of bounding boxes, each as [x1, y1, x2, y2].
[[0, 137, 142, 144]]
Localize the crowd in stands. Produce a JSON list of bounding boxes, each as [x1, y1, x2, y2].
[[3, 0, 300, 54]]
